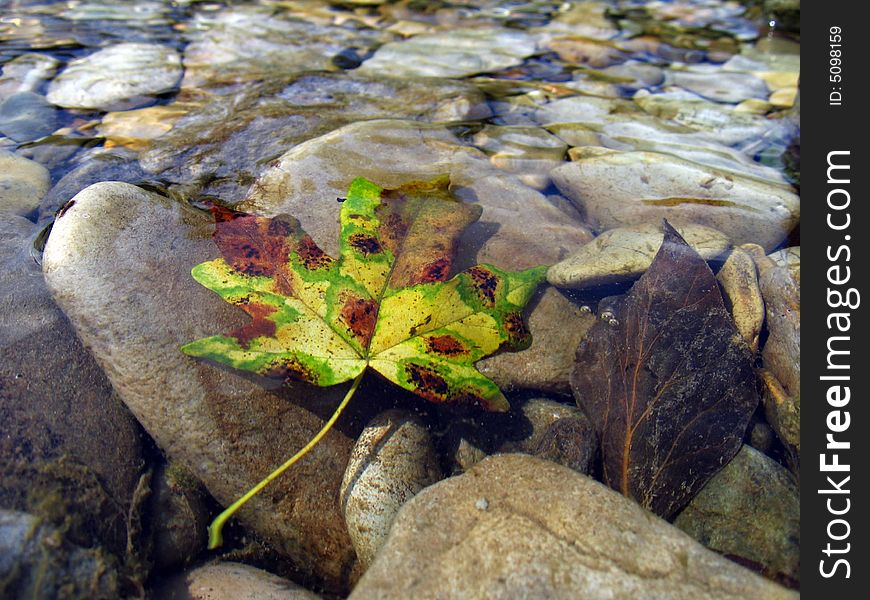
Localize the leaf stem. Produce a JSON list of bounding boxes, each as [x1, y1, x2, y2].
[[207, 370, 366, 549]]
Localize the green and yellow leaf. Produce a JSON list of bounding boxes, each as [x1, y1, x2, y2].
[[183, 176, 545, 411]]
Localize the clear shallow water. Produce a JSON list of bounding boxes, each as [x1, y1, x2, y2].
[[1, 1, 800, 598]]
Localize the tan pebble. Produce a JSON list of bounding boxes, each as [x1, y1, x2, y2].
[[717, 247, 764, 353]]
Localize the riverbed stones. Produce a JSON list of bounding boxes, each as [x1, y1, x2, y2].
[[47, 43, 182, 111], [0, 150, 50, 216], [550, 149, 800, 250], [181, 6, 388, 90], [548, 222, 731, 289], [357, 28, 538, 78], [350, 454, 797, 599], [674, 445, 800, 584], [0, 53, 59, 101], [471, 124, 567, 190], [340, 410, 443, 570], [42, 182, 358, 593]]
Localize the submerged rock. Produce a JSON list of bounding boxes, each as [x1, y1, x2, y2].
[[357, 28, 538, 78], [350, 455, 797, 599], [0, 510, 121, 600], [46, 42, 182, 111], [671, 70, 770, 104], [551, 149, 799, 251], [0, 91, 58, 142], [717, 247, 764, 354], [340, 410, 443, 570], [0, 53, 59, 101], [148, 462, 210, 571], [151, 562, 322, 600], [138, 74, 490, 202], [0, 150, 50, 216], [675, 445, 800, 585], [1, 213, 144, 561], [548, 222, 731, 289], [42, 182, 358, 593]]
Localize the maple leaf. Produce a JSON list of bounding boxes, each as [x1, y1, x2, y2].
[[571, 221, 758, 520], [182, 176, 546, 546]]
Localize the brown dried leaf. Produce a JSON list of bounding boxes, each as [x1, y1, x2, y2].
[[571, 221, 758, 519]]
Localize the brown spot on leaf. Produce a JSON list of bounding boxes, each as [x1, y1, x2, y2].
[[424, 334, 467, 357], [267, 218, 294, 237], [405, 363, 449, 402], [340, 294, 377, 348], [348, 232, 383, 256], [232, 301, 277, 348], [264, 357, 315, 384], [448, 389, 487, 409], [502, 311, 530, 345], [467, 266, 498, 307], [419, 258, 450, 283], [296, 235, 333, 270]]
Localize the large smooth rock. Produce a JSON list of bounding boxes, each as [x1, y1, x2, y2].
[[46, 42, 182, 111], [350, 454, 797, 599], [551, 150, 799, 250], [547, 222, 731, 289], [0, 53, 59, 101], [239, 119, 593, 392], [0, 150, 50, 216], [1, 215, 144, 558], [357, 28, 538, 78], [0, 91, 57, 142], [675, 445, 800, 585], [42, 182, 358, 593], [671, 70, 770, 104]]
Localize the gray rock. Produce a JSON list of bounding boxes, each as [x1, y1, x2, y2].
[[551, 149, 800, 251], [47, 43, 182, 111], [671, 70, 770, 104], [357, 28, 538, 78], [0, 91, 58, 142], [548, 222, 731, 289], [0, 53, 59, 101], [0, 150, 50, 216], [675, 445, 800, 584], [340, 410, 443, 569], [1, 214, 144, 559], [350, 454, 797, 599], [152, 561, 322, 600], [471, 125, 567, 190], [767, 246, 800, 283], [42, 182, 358, 593], [0, 510, 121, 600], [601, 60, 666, 91]]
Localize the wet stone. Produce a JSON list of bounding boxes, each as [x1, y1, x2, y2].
[[0, 91, 58, 142], [0, 53, 59, 101], [717, 247, 764, 354], [351, 455, 797, 600], [181, 6, 389, 90], [551, 149, 800, 251], [0, 510, 121, 599], [357, 28, 538, 78], [471, 124, 567, 190], [548, 222, 731, 290], [0, 150, 50, 216], [340, 410, 443, 570], [147, 461, 210, 571], [151, 562, 322, 600], [46, 42, 182, 111], [674, 445, 800, 585], [670, 70, 770, 104]]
